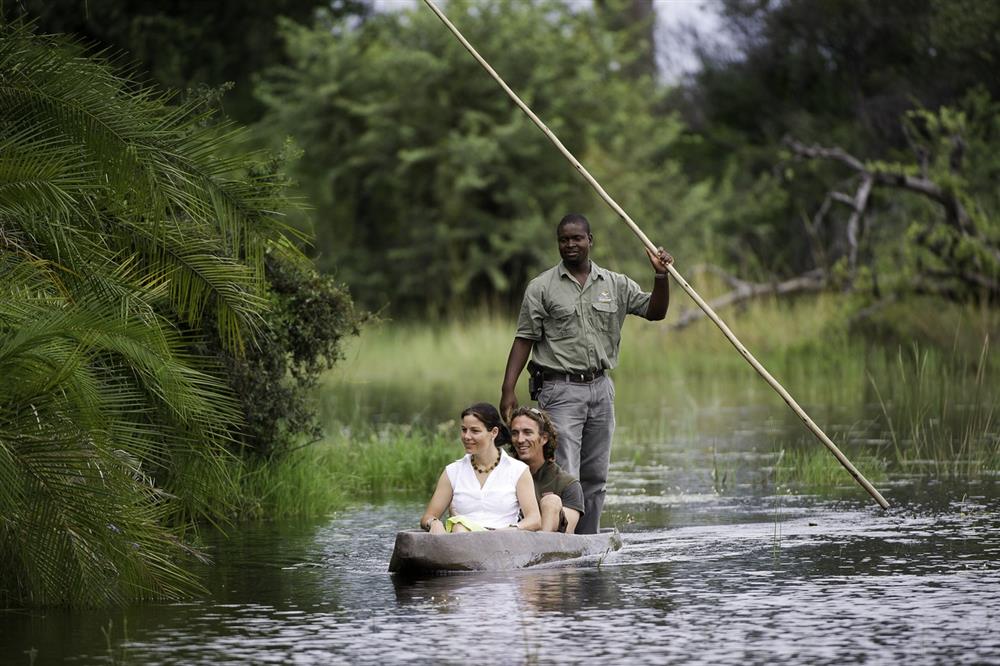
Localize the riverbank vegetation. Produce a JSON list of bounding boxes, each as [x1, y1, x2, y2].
[[296, 300, 998, 512], [0, 25, 361, 606], [3, 0, 997, 607]]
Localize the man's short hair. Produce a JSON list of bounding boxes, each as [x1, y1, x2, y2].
[[557, 213, 591, 235]]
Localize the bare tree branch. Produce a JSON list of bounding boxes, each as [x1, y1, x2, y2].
[[780, 134, 997, 304], [783, 138, 866, 172], [671, 269, 827, 329], [783, 136, 973, 231], [830, 192, 855, 206], [801, 199, 830, 267], [689, 263, 748, 290], [846, 174, 874, 274]]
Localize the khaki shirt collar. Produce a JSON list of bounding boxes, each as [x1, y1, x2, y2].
[[557, 260, 608, 289]]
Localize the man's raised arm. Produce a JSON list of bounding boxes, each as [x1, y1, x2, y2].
[[644, 246, 673, 321]]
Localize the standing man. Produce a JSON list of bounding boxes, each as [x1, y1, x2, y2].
[[500, 213, 672, 534]]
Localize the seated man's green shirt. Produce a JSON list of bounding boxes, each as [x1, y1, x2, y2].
[[532, 460, 585, 515]]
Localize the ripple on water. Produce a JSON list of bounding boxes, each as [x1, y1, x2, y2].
[[10, 484, 1000, 664]]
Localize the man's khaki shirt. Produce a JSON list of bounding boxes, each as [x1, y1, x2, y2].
[[515, 261, 651, 372]]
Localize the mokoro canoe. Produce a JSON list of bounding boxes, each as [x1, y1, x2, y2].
[[388, 528, 623, 574]]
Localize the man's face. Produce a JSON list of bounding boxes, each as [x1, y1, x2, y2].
[[511, 415, 547, 465], [558, 222, 593, 265]]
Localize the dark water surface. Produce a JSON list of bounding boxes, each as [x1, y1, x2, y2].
[[6, 479, 1000, 664]]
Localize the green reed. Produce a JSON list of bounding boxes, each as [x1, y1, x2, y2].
[[239, 426, 457, 518], [268, 295, 1000, 516], [867, 337, 998, 478], [773, 446, 890, 488]]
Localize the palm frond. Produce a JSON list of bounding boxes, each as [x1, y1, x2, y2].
[[0, 252, 239, 605], [0, 22, 306, 351]]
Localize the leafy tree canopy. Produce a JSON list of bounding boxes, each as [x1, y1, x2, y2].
[[2, 0, 371, 122], [256, 0, 720, 316], [681, 0, 1000, 151], [666, 0, 1000, 291]]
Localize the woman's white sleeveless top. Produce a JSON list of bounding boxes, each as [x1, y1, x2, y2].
[[445, 449, 527, 529]]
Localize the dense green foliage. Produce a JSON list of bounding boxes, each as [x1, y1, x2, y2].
[[4, 0, 998, 607], [683, 0, 1000, 151], [1, 0, 370, 122], [13, 0, 997, 315], [0, 25, 360, 605], [674, 0, 1000, 295], [256, 0, 720, 314], [202, 252, 363, 459], [252, 0, 998, 314]]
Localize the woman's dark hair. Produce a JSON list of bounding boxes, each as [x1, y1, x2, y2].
[[508, 406, 558, 461], [461, 402, 510, 446]]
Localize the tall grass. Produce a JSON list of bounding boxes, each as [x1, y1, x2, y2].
[[868, 338, 998, 478], [259, 295, 999, 516], [774, 447, 890, 488], [239, 426, 458, 519], [319, 296, 997, 439], [318, 296, 873, 429]]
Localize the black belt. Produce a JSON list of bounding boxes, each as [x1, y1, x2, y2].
[[539, 368, 605, 383]]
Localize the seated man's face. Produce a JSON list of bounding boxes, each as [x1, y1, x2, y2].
[[511, 416, 546, 464]]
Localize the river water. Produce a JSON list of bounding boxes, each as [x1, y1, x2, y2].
[[6, 473, 1000, 664], [6, 357, 1000, 665]]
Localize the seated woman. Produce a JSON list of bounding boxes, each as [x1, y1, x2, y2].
[[509, 406, 584, 533], [420, 403, 541, 534]]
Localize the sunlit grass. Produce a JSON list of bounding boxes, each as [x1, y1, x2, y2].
[[319, 295, 872, 427], [326, 312, 515, 386], [255, 295, 1000, 516], [321, 295, 996, 428], [239, 426, 457, 519], [773, 447, 890, 489]]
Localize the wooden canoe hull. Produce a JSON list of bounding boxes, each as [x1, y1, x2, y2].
[[388, 528, 623, 574]]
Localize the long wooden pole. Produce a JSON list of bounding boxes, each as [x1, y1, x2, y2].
[[421, 0, 889, 509]]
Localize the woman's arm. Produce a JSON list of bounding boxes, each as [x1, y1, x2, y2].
[[513, 469, 541, 531], [420, 471, 453, 533]]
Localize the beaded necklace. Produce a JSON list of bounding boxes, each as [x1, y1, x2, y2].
[[471, 449, 500, 474]]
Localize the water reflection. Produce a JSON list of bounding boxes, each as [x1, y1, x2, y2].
[[5, 479, 1000, 664], [391, 565, 626, 615]]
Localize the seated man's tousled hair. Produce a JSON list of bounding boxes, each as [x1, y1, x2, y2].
[[509, 406, 558, 461]]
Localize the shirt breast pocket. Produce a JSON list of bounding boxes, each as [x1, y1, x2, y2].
[[591, 300, 619, 332], [543, 304, 578, 341]]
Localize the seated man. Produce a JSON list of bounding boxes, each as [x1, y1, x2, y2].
[[509, 406, 584, 533]]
